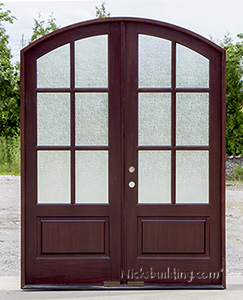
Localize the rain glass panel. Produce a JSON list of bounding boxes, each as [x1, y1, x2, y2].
[[176, 151, 209, 203], [76, 151, 108, 203], [139, 151, 171, 203], [176, 44, 209, 87], [75, 93, 108, 145], [38, 151, 70, 204], [139, 93, 171, 145], [139, 35, 171, 87], [37, 44, 70, 88], [75, 35, 108, 87], [37, 93, 70, 146], [176, 93, 209, 145]]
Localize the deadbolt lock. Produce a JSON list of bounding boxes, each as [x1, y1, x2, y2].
[[128, 166, 135, 173]]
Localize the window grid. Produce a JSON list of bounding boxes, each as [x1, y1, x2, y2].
[[36, 36, 109, 205], [138, 37, 210, 205]]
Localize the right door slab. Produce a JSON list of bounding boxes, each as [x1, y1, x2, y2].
[[124, 22, 225, 287]]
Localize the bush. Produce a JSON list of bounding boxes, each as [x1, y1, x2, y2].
[[232, 164, 243, 181], [0, 135, 20, 175], [221, 34, 243, 155]]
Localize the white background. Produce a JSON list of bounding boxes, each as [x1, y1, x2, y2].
[[2, 0, 243, 62]]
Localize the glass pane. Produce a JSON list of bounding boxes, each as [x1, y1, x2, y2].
[[176, 44, 209, 87], [139, 35, 171, 87], [75, 93, 108, 145], [139, 151, 171, 203], [37, 93, 70, 146], [76, 151, 108, 203], [139, 93, 171, 145], [176, 93, 209, 145], [38, 151, 70, 204], [176, 151, 209, 203], [37, 44, 70, 88], [75, 35, 108, 87]]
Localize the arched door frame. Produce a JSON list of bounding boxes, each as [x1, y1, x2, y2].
[[21, 17, 226, 289]]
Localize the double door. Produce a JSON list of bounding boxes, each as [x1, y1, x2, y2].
[[21, 19, 225, 287]]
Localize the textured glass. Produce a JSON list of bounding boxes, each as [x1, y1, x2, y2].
[[176, 151, 209, 203], [75, 35, 108, 87], [76, 151, 108, 203], [176, 44, 209, 87], [38, 151, 70, 204], [139, 93, 171, 145], [37, 93, 70, 146], [139, 151, 171, 203], [176, 93, 209, 145], [139, 35, 171, 87], [75, 93, 108, 145], [37, 44, 70, 88]]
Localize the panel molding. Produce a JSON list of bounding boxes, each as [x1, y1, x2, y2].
[[137, 217, 209, 258], [37, 217, 110, 257]]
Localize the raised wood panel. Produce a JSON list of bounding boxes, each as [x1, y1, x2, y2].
[[41, 220, 106, 254], [142, 220, 205, 254]]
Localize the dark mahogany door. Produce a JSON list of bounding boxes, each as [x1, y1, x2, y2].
[[21, 21, 123, 286], [21, 18, 225, 288], [123, 22, 225, 287]]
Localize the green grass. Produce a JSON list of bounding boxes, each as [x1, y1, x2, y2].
[[226, 180, 243, 185], [0, 136, 20, 175], [232, 165, 243, 181]]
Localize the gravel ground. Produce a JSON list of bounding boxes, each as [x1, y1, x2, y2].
[[0, 176, 242, 276], [226, 185, 243, 274], [0, 176, 20, 276]]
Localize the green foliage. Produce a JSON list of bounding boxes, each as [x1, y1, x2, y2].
[[221, 34, 243, 155], [0, 3, 20, 138], [30, 12, 59, 42], [0, 136, 20, 175], [0, 3, 16, 58], [232, 165, 243, 181], [95, 1, 110, 18], [0, 60, 20, 137], [0, 6, 61, 175]]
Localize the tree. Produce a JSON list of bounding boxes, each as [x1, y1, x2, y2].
[[0, 3, 20, 137], [30, 12, 59, 42], [0, 58, 20, 137], [0, 3, 16, 58], [95, 1, 110, 18], [221, 34, 243, 155]]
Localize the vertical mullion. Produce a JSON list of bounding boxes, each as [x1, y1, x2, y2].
[[171, 41, 176, 205], [120, 21, 126, 284], [70, 41, 75, 205]]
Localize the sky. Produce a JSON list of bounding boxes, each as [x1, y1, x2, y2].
[[2, 0, 243, 62]]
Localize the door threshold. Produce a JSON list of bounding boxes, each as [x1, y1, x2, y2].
[[23, 284, 225, 290]]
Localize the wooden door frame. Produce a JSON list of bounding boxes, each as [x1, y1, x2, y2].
[[21, 17, 226, 289]]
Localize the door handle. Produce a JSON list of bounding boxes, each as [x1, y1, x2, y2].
[[129, 181, 136, 188]]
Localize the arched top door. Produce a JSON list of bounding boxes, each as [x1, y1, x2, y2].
[[21, 18, 225, 289], [22, 17, 224, 55]]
